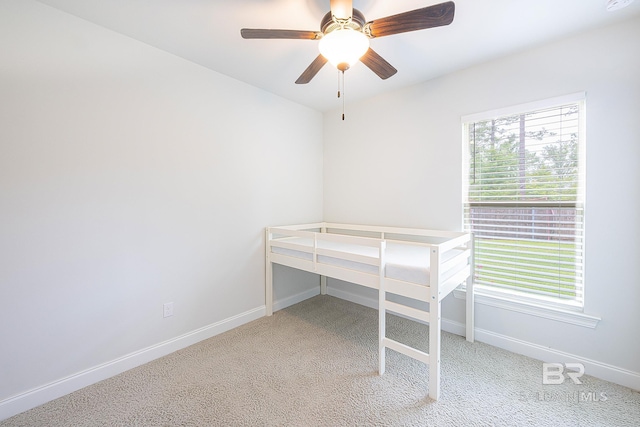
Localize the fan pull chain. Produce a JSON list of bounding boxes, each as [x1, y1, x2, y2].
[[341, 70, 345, 120], [336, 70, 346, 120], [335, 69, 347, 120]]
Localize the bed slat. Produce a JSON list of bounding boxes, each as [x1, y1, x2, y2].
[[270, 240, 314, 254], [440, 248, 470, 273], [316, 248, 379, 266], [270, 252, 315, 273], [316, 264, 379, 289], [317, 232, 382, 247], [383, 301, 430, 323], [326, 222, 463, 239], [385, 278, 431, 302], [269, 228, 316, 239], [271, 222, 325, 231], [439, 266, 471, 301]]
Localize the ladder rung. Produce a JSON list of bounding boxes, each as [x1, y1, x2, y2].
[[382, 337, 430, 365], [383, 301, 430, 323]]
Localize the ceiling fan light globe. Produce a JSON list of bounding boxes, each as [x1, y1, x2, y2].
[[319, 29, 370, 69]]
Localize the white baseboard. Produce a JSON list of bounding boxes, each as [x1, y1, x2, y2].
[[473, 325, 640, 391], [4, 289, 637, 421], [1, 288, 321, 422], [0, 306, 265, 422], [327, 286, 378, 311], [273, 287, 320, 312], [327, 285, 640, 392]]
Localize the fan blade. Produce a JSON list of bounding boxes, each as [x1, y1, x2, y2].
[[360, 48, 397, 80], [241, 28, 320, 40], [295, 55, 328, 84], [330, 0, 353, 20], [366, 1, 455, 38]]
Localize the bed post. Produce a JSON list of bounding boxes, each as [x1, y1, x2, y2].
[[466, 234, 475, 342], [428, 247, 441, 400], [265, 227, 273, 316], [378, 240, 387, 376], [320, 225, 327, 295]]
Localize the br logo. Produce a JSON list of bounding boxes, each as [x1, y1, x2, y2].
[[542, 363, 585, 385]]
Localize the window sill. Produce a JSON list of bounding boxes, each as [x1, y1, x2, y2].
[[453, 287, 601, 329]]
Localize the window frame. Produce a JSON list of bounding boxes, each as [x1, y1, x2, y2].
[[460, 93, 597, 324]]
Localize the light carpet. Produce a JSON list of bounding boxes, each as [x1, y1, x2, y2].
[[2, 295, 639, 426]]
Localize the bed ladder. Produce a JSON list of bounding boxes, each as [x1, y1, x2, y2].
[[377, 244, 443, 400]]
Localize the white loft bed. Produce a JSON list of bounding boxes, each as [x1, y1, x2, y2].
[[265, 222, 475, 400]]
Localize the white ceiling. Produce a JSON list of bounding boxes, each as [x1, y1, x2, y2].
[[35, 0, 640, 112]]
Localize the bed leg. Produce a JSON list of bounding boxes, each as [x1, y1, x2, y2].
[[319, 226, 327, 296], [265, 228, 273, 316], [465, 276, 474, 343], [378, 287, 386, 376], [266, 261, 273, 316], [429, 297, 441, 400], [378, 241, 387, 376], [466, 236, 475, 342]]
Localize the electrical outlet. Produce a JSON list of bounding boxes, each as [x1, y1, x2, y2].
[[163, 302, 174, 318]]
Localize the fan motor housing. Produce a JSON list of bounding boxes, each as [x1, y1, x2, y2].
[[321, 9, 367, 34]]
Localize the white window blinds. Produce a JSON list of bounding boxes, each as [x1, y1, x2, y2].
[[463, 95, 585, 307]]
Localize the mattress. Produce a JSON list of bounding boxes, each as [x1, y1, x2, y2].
[[271, 237, 464, 286]]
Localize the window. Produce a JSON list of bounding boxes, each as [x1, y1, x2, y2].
[[463, 94, 585, 309]]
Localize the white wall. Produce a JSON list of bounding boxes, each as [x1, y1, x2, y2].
[[323, 16, 640, 384], [0, 0, 322, 417]]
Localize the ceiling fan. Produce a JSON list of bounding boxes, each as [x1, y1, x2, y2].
[[240, 0, 456, 84]]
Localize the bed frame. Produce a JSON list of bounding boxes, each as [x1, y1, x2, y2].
[[265, 222, 474, 400]]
